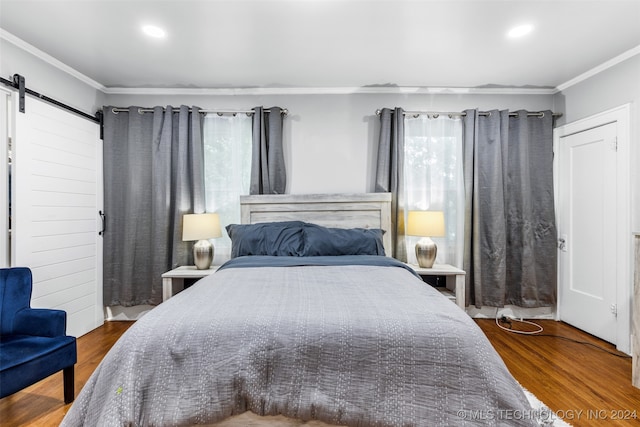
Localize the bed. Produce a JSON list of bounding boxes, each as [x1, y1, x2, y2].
[[62, 193, 539, 426]]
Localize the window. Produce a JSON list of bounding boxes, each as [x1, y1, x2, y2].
[[203, 113, 252, 260], [404, 115, 464, 267]]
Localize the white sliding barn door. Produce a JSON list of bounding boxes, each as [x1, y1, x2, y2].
[[12, 95, 103, 337], [0, 89, 9, 268]]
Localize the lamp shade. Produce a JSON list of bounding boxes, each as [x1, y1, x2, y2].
[[406, 211, 445, 237], [182, 213, 222, 241]]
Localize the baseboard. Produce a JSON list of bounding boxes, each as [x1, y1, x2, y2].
[[104, 305, 154, 321], [467, 305, 556, 320]]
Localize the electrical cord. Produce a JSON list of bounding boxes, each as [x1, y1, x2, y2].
[[494, 312, 631, 359], [495, 314, 543, 334]]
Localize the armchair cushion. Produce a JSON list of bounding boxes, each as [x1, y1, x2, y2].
[[0, 334, 77, 398], [13, 308, 66, 337]]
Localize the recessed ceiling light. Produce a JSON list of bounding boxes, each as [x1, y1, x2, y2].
[[142, 25, 166, 39], [507, 24, 534, 39]]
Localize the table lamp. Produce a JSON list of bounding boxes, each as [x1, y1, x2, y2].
[[406, 210, 445, 268], [182, 213, 222, 270]]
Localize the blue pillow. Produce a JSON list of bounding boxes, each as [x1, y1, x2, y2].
[[302, 223, 386, 256], [226, 221, 305, 258]]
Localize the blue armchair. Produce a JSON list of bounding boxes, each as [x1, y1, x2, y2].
[[0, 267, 77, 403]]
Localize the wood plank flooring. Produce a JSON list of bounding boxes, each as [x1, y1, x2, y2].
[[0, 321, 132, 427], [476, 319, 640, 427], [1, 319, 638, 426]]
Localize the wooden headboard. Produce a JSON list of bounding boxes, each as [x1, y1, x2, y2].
[[240, 193, 393, 255]]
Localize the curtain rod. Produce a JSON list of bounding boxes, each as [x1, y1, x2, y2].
[[110, 107, 288, 116], [1, 74, 101, 124], [375, 109, 562, 119]]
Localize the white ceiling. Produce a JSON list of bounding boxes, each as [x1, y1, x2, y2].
[[1, 0, 639, 91]]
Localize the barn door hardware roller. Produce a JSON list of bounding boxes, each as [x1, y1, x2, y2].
[[13, 74, 26, 113]]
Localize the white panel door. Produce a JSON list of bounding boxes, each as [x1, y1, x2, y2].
[[557, 122, 617, 344], [12, 95, 103, 337]]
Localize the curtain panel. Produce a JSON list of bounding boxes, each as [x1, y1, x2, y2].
[[404, 115, 464, 267], [250, 106, 286, 194], [203, 113, 252, 261], [375, 107, 407, 261], [103, 105, 205, 306], [462, 109, 557, 308]]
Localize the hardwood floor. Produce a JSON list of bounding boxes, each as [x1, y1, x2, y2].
[[1, 319, 638, 426], [0, 321, 133, 427], [476, 319, 640, 427]]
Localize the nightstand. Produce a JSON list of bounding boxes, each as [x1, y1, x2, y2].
[[161, 265, 220, 301], [405, 263, 466, 310]]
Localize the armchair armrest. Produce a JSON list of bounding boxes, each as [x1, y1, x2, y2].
[[13, 308, 67, 337]]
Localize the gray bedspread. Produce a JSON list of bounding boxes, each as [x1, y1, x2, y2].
[[62, 258, 537, 426]]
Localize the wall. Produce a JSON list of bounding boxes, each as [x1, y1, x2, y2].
[[0, 38, 105, 116], [4, 37, 559, 319], [106, 91, 555, 195], [1, 35, 557, 196], [553, 54, 640, 232]]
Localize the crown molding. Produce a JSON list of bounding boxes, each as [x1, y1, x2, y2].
[[103, 85, 557, 96], [556, 44, 640, 92], [0, 29, 106, 92]]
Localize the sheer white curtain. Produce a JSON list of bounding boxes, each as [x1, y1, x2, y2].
[[404, 115, 464, 267], [203, 113, 252, 262]]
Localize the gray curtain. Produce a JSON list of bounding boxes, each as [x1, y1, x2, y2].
[[375, 107, 406, 261], [103, 105, 205, 306], [462, 109, 556, 308], [250, 106, 286, 194]]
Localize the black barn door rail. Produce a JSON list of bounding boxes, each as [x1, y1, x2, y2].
[[0, 74, 102, 130]]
